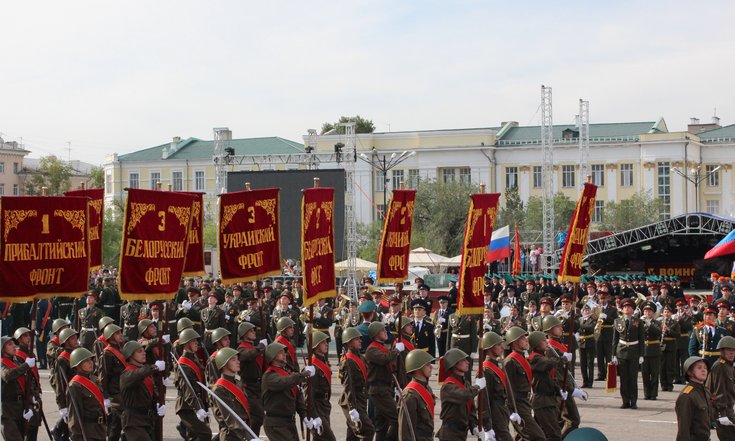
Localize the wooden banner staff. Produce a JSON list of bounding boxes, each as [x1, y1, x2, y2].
[[476, 183, 486, 437], [156, 182, 168, 441], [244, 182, 268, 342], [395, 180, 405, 386], [304, 177, 321, 441]]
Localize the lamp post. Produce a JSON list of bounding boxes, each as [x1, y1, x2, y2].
[[358, 149, 416, 219], [673, 164, 720, 213]]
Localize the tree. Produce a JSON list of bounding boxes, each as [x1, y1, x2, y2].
[[89, 165, 105, 189], [356, 221, 383, 262], [497, 186, 525, 229], [320, 115, 376, 135], [524, 193, 577, 235], [24, 155, 73, 195], [102, 202, 124, 266], [598, 190, 664, 232]]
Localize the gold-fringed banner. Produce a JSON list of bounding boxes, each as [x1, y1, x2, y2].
[[65, 188, 104, 271], [557, 182, 598, 283], [301, 187, 336, 307], [181, 192, 206, 277], [376, 189, 416, 284]]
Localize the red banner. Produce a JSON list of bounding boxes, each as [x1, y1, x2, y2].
[[218, 188, 281, 284], [512, 226, 521, 277], [557, 182, 598, 283], [0, 196, 90, 301], [65, 188, 104, 270], [377, 189, 416, 284], [181, 192, 205, 277], [457, 193, 500, 316], [301, 187, 336, 307], [119, 189, 195, 300]]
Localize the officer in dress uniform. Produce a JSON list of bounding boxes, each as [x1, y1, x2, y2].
[[436, 348, 484, 441], [340, 327, 376, 441], [311, 297, 334, 336], [220, 291, 239, 346], [706, 335, 735, 440], [659, 304, 680, 391], [417, 285, 433, 315], [432, 296, 452, 357], [612, 297, 645, 409], [201, 291, 227, 353], [399, 349, 435, 441], [119, 300, 142, 342], [119, 340, 166, 441], [689, 305, 728, 366], [78, 291, 105, 350], [577, 304, 597, 388], [530, 296, 554, 332], [1, 335, 37, 441], [448, 311, 478, 383], [675, 298, 694, 384], [595, 291, 617, 381], [641, 302, 663, 401], [261, 342, 311, 441], [176, 287, 205, 336], [411, 299, 436, 357], [675, 356, 714, 441], [211, 347, 253, 441], [270, 292, 301, 348], [99, 276, 121, 324], [67, 347, 107, 441]]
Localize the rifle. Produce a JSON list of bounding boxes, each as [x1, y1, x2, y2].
[[392, 373, 417, 441], [344, 351, 363, 433], [499, 357, 524, 434], [156, 302, 166, 441], [24, 300, 54, 440], [170, 351, 208, 419], [58, 369, 89, 441], [73, 298, 80, 332], [197, 381, 260, 439], [476, 317, 485, 437]]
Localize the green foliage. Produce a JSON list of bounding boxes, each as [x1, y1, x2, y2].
[[24, 155, 73, 195], [598, 190, 664, 231], [320, 115, 376, 135], [102, 202, 124, 266], [203, 222, 217, 248], [356, 221, 383, 262], [524, 193, 576, 233], [88, 166, 105, 189], [497, 186, 525, 229]]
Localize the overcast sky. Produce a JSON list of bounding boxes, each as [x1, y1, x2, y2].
[[2, 1, 733, 166]]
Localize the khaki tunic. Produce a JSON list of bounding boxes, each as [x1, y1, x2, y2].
[[436, 374, 479, 440], [504, 350, 545, 441], [707, 357, 735, 439], [310, 354, 336, 441], [67, 373, 107, 441], [119, 363, 158, 441], [339, 350, 375, 440], [212, 374, 251, 441], [261, 365, 308, 441], [1, 355, 31, 440], [675, 381, 714, 441], [398, 378, 434, 441], [238, 341, 265, 434], [480, 359, 513, 441]]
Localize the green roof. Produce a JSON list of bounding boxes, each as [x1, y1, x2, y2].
[[497, 121, 664, 146], [697, 124, 735, 142], [118, 136, 304, 161]]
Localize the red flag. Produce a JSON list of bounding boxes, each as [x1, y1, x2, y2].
[[377, 189, 416, 284], [512, 226, 521, 277], [301, 187, 336, 307], [65, 188, 104, 271], [181, 192, 206, 277], [557, 182, 598, 283]]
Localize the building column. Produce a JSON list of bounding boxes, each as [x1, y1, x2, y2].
[[606, 164, 617, 202], [723, 164, 733, 216], [519, 166, 530, 202], [643, 161, 656, 200], [671, 161, 685, 215]]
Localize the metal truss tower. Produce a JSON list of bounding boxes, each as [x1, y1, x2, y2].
[[541, 85, 556, 273], [340, 121, 359, 300], [213, 127, 233, 196], [578, 99, 590, 191]]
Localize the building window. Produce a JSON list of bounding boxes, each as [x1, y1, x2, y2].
[[440, 167, 471, 184], [129, 172, 140, 189], [706, 165, 720, 187], [392, 169, 404, 190], [442, 168, 455, 183], [0, 162, 4, 173], [150, 171, 161, 190], [106, 170, 112, 194], [376, 204, 386, 221], [533, 166, 542, 188], [13, 184, 19, 195], [562, 165, 575, 188], [375, 171, 386, 192], [172, 171, 183, 191], [593, 200, 605, 223], [505, 167, 518, 189], [0, 183, 4, 195], [194, 170, 205, 191], [459, 167, 471, 184], [705, 199, 720, 215], [13, 162, 19, 174], [408, 169, 420, 189], [591, 164, 604, 186], [620, 163, 633, 187], [658, 161, 670, 219]]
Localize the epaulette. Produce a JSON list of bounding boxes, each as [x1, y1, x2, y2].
[[682, 385, 693, 394], [720, 359, 727, 364]]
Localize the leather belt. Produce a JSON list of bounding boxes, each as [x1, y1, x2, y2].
[[618, 340, 639, 346], [452, 334, 470, 339], [645, 340, 661, 345], [700, 350, 719, 356], [680, 333, 690, 337], [124, 324, 136, 328], [663, 337, 676, 341], [600, 325, 613, 328], [82, 327, 96, 332], [578, 335, 594, 340]]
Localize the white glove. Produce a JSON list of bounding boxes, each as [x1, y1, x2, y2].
[[574, 332, 580, 342], [560, 390, 568, 400], [394, 387, 401, 401], [639, 356, 644, 365], [225, 315, 231, 321], [163, 377, 173, 387], [23, 409, 33, 421], [484, 429, 497, 441], [600, 313, 607, 319], [438, 317, 445, 324], [572, 388, 585, 399], [182, 300, 192, 310], [394, 342, 405, 352], [563, 352, 573, 362], [719, 417, 734, 426], [611, 356, 618, 365], [162, 334, 170, 344], [314, 312, 322, 319], [484, 323, 492, 331], [245, 315, 251, 322], [25, 357, 36, 368], [156, 403, 166, 416], [304, 417, 314, 429], [313, 416, 323, 435], [335, 314, 342, 321], [349, 408, 361, 423], [509, 412, 522, 424], [474, 377, 486, 390], [259, 339, 268, 347], [207, 409, 212, 418], [471, 427, 480, 436], [195, 408, 207, 422], [104, 398, 111, 413], [303, 365, 316, 377], [154, 360, 166, 371], [60, 407, 69, 422]]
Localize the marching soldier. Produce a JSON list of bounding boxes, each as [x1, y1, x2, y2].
[[137, 319, 171, 372], [556, 295, 579, 369], [270, 292, 302, 346], [47, 319, 70, 373], [53, 328, 81, 438], [449, 311, 478, 382], [411, 299, 436, 357], [393, 317, 416, 388], [659, 305, 680, 391], [13, 326, 43, 441], [689, 305, 727, 366], [433, 296, 451, 357], [707, 336, 735, 439], [211, 347, 253, 441], [1, 335, 37, 441], [527, 331, 563, 441], [99, 324, 127, 441], [78, 290, 105, 350], [594, 291, 617, 381], [92, 316, 116, 360], [221, 290, 239, 345], [176, 287, 205, 335], [237, 322, 267, 436], [504, 327, 545, 441], [641, 302, 663, 401], [675, 356, 713, 441], [436, 348, 484, 440], [675, 298, 694, 383], [205, 328, 231, 385], [67, 347, 107, 441], [173, 318, 195, 359], [399, 349, 436, 441], [613, 298, 645, 409], [274, 317, 300, 372], [119, 340, 167, 441], [261, 342, 311, 441], [365, 321, 404, 441], [577, 304, 597, 388], [543, 316, 584, 437], [119, 300, 142, 341], [174, 329, 211, 441], [340, 327, 376, 441], [202, 292, 227, 353], [480, 332, 515, 441], [309, 330, 337, 441]]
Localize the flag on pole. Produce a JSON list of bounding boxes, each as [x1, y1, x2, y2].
[[65, 188, 104, 271], [301, 187, 336, 307], [704, 229, 735, 260], [557, 182, 598, 283], [485, 225, 510, 262], [512, 226, 522, 276], [182, 192, 206, 277], [376, 189, 416, 284]]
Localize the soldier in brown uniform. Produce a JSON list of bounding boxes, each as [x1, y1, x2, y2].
[[174, 328, 212, 441], [659, 304, 680, 391], [436, 348, 484, 440], [67, 347, 107, 441], [202, 291, 227, 353], [1, 336, 35, 441], [480, 331, 514, 441], [53, 327, 81, 436], [273, 316, 300, 372], [309, 330, 337, 441], [78, 291, 106, 350], [92, 316, 116, 361], [399, 349, 435, 441], [393, 316, 416, 388], [365, 321, 404, 441], [261, 341, 311, 441], [237, 322, 267, 436], [340, 327, 376, 441], [503, 326, 545, 441], [119, 341, 167, 441], [205, 327, 231, 385], [13, 326, 43, 441], [98, 324, 127, 441], [47, 318, 71, 374], [706, 336, 735, 439], [211, 347, 254, 441], [675, 356, 714, 441], [527, 331, 562, 441]]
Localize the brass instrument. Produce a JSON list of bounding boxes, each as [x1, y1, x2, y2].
[[593, 312, 604, 340]]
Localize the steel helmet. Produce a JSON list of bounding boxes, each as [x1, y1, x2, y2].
[[1, 336, 14, 350], [311, 331, 330, 349], [103, 325, 122, 341], [405, 349, 435, 373], [98, 316, 115, 331], [399, 316, 413, 330], [211, 328, 231, 345], [342, 327, 361, 344], [265, 342, 287, 364], [70, 347, 94, 368], [59, 328, 79, 345], [177, 317, 194, 333], [442, 348, 469, 370], [528, 331, 547, 350], [542, 315, 562, 332], [717, 336, 735, 350], [276, 317, 295, 333], [504, 326, 528, 345], [137, 319, 154, 335], [368, 321, 386, 339], [52, 319, 70, 334], [564, 427, 609, 441], [178, 329, 200, 346], [215, 347, 239, 370], [238, 322, 256, 339], [481, 331, 504, 350], [683, 356, 705, 377], [122, 341, 143, 359], [13, 327, 31, 341]]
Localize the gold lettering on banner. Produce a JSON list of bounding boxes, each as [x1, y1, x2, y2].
[[406, 201, 415, 221], [145, 267, 171, 286], [303, 236, 333, 261], [472, 276, 484, 296], [463, 246, 487, 268], [386, 231, 410, 247], [89, 227, 100, 241], [4, 210, 38, 241], [188, 229, 200, 244], [238, 252, 264, 269], [221, 227, 276, 249], [123, 239, 186, 259], [54, 209, 86, 239], [167, 206, 191, 228], [127, 203, 156, 234], [29, 267, 65, 285], [255, 198, 277, 223], [191, 201, 201, 228], [321, 201, 334, 230], [304, 202, 316, 229], [310, 265, 323, 285], [89, 199, 102, 217], [221, 203, 244, 232], [389, 201, 402, 222], [4, 241, 87, 261], [388, 254, 406, 272]]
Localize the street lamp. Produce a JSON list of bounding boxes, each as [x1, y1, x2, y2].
[[358, 149, 416, 218], [673, 164, 720, 213]]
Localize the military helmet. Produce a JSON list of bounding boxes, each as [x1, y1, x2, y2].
[[311, 331, 329, 349], [215, 347, 239, 370], [405, 349, 435, 373], [528, 331, 547, 349], [122, 341, 143, 359], [70, 347, 94, 368], [442, 348, 469, 370], [178, 328, 200, 346], [276, 317, 295, 333], [177, 317, 194, 333], [211, 328, 231, 345], [1, 336, 14, 350], [399, 316, 413, 329], [504, 326, 528, 345], [368, 321, 386, 339], [52, 318, 70, 334], [265, 342, 287, 364], [137, 319, 154, 335], [98, 316, 115, 331], [103, 324, 122, 341], [13, 327, 31, 341], [542, 315, 562, 332], [481, 331, 504, 350], [59, 328, 79, 345], [564, 427, 608, 441], [717, 336, 735, 350], [683, 356, 705, 377], [342, 327, 361, 344], [238, 322, 256, 339]]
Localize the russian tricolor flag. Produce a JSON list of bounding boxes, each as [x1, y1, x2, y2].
[[705, 229, 735, 260], [486, 225, 510, 262]]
